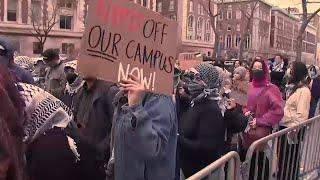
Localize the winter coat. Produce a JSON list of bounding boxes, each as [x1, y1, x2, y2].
[[179, 98, 225, 178], [44, 62, 66, 99], [72, 80, 118, 179], [246, 83, 284, 127], [223, 105, 248, 152], [310, 77, 320, 99], [281, 86, 311, 128], [26, 127, 82, 180], [111, 93, 177, 180]]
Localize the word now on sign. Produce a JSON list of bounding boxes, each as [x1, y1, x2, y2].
[[78, 0, 178, 95]]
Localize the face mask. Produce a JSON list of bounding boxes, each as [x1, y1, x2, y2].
[[252, 69, 265, 81]]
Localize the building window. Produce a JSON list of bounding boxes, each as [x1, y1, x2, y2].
[[7, 0, 17, 21], [206, 21, 211, 32], [227, 11, 232, 19], [219, 11, 223, 20], [187, 30, 194, 40], [205, 33, 211, 42], [227, 25, 231, 31], [198, 4, 201, 14], [189, 0, 194, 12], [236, 24, 240, 31], [169, 15, 176, 21], [169, 0, 174, 11], [60, 0, 72, 8], [60, 16, 72, 29], [33, 42, 42, 54], [142, 0, 148, 7], [245, 35, 251, 49], [197, 18, 203, 41], [197, 18, 203, 30], [188, 15, 194, 29], [62, 43, 75, 54], [201, 5, 205, 15], [226, 35, 232, 48], [236, 10, 241, 19], [31, 0, 42, 23], [157, 2, 162, 12], [235, 35, 241, 47]]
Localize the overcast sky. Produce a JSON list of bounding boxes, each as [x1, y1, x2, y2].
[[267, 0, 320, 13]]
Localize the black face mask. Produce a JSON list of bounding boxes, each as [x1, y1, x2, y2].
[[66, 72, 78, 84], [252, 69, 265, 80]]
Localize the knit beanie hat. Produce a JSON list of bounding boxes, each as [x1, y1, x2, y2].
[[234, 66, 247, 80], [195, 62, 220, 89]]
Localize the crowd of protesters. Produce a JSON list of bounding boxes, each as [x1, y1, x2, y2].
[[0, 36, 320, 180]]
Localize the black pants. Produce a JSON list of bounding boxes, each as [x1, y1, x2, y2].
[[240, 149, 269, 180], [277, 127, 305, 180]]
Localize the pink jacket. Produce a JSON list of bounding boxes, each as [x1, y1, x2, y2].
[[245, 83, 284, 127]]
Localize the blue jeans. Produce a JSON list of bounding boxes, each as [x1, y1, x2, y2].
[[309, 96, 320, 118]]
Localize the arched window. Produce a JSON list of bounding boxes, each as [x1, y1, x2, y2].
[[197, 18, 204, 40], [205, 20, 211, 42], [197, 18, 203, 30], [188, 15, 194, 28], [206, 20, 211, 32]]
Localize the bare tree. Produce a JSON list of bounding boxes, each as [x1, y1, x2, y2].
[[201, 0, 225, 59], [296, 0, 320, 61], [30, 0, 77, 54], [238, 0, 260, 62]]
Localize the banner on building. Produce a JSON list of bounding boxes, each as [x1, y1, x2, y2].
[[78, 0, 178, 95]]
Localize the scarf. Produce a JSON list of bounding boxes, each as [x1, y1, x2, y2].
[[18, 83, 80, 161], [65, 77, 84, 95], [272, 61, 284, 72]]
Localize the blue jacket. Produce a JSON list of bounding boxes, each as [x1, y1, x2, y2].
[[113, 94, 177, 180]]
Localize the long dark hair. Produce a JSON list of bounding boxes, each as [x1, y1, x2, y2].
[[0, 64, 25, 137], [287, 61, 309, 97]]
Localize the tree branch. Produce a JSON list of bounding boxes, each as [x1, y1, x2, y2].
[[307, 7, 320, 22]]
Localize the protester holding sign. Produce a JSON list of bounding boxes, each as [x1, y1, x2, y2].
[[105, 74, 177, 180]]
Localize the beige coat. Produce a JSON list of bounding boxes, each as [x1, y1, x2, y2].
[[281, 87, 311, 128]]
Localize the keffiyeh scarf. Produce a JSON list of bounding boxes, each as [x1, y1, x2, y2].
[[18, 83, 80, 161]]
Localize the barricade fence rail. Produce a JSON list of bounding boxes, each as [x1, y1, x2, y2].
[[188, 115, 320, 180], [187, 151, 241, 180]]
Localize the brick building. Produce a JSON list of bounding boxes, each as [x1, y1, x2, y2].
[[156, 0, 216, 58], [272, 7, 318, 64], [270, 7, 299, 60], [217, 0, 272, 60]]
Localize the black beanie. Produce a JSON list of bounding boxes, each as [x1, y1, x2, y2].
[[0, 37, 15, 65]]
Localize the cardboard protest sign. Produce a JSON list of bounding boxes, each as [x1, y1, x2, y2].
[[78, 0, 178, 95], [179, 60, 202, 70]]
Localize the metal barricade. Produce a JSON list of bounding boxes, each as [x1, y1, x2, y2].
[[187, 151, 242, 180], [242, 115, 320, 180]]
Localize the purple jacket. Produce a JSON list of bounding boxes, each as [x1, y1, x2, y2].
[[246, 83, 284, 127]]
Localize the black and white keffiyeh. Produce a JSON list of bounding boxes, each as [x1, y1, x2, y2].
[[18, 83, 80, 160]]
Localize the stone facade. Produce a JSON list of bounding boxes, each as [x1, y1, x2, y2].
[[156, 0, 216, 58]]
